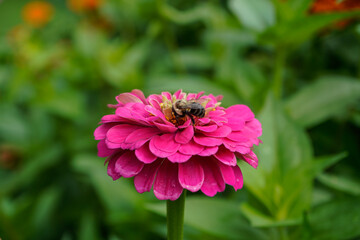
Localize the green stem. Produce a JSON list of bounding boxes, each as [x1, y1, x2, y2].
[[272, 47, 287, 99], [167, 190, 186, 240], [279, 226, 290, 240]]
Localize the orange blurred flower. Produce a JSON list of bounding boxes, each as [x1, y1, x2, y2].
[[310, 0, 360, 27], [22, 1, 54, 28], [310, 0, 360, 13], [67, 0, 103, 12]]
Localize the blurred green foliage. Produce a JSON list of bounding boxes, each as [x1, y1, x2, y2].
[[0, 0, 360, 239]]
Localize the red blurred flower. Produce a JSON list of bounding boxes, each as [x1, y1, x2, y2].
[[310, 0, 360, 27], [0, 145, 21, 170], [310, 0, 360, 13], [95, 90, 262, 200], [67, 0, 103, 12], [22, 1, 54, 28]]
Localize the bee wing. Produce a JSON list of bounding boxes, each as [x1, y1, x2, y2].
[[196, 98, 210, 108]]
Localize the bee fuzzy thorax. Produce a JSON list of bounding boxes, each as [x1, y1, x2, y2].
[[172, 100, 204, 124]]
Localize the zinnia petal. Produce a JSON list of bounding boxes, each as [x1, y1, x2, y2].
[[134, 161, 161, 193], [161, 91, 172, 100], [198, 146, 219, 156], [107, 154, 122, 181], [115, 151, 144, 177], [135, 142, 157, 164], [131, 89, 148, 104], [200, 159, 225, 197], [226, 105, 254, 121], [95, 123, 115, 140], [107, 124, 142, 144], [167, 152, 192, 163], [226, 118, 245, 131], [149, 134, 180, 158], [197, 118, 211, 125], [174, 89, 186, 99], [193, 135, 223, 147], [175, 125, 194, 144], [125, 127, 161, 144], [214, 146, 237, 166], [101, 114, 124, 123], [178, 140, 204, 155], [153, 122, 178, 133], [116, 92, 143, 105], [153, 161, 183, 201], [97, 139, 115, 157], [237, 151, 259, 168], [195, 124, 218, 132], [218, 163, 243, 190], [178, 158, 204, 192], [202, 125, 232, 138]]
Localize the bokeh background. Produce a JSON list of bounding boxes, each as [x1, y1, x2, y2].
[[1, 0, 360, 239]]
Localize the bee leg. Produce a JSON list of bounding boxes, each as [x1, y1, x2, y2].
[[188, 114, 195, 125], [174, 112, 185, 125], [175, 115, 180, 125]]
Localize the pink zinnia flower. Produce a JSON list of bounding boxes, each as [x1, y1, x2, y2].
[[94, 90, 262, 200]]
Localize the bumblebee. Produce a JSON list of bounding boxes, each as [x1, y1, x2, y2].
[[172, 99, 205, 124]]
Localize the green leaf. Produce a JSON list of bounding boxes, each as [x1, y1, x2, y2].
[[147, 197, 267, 240], [0, 1, 24, 37], [204, 29, 256, 49], [145, 75, 243, 107], [272, 0, 313, 22], [41, 90, 85, 120], [159, 3, 223, 26], [285, 76, 360, 127], [317, 173, 360, 196], [99, 39, 150, 89], [288, 0, 313, 15], [32, 188, 61, 234], [72, 154, 145, 223], [229, 0, 275, 32], [177, 48, 213, 70], [308, 197, 360, 240], [241, 203, 300, 227], [159, 4, 204, 24], [309, 152, 347, 177], [310, 188, 333, 209], [78, 211, 101, 240], [0, 104, 28, 143], [0, 146, 62, 196], [74, 25, 106, 58], [242, 93, 313, 222], [258, 93, 313, 173], [261, 11, 360, 46], [232, 60, 268, 111]]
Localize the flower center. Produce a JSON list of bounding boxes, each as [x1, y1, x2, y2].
[[159, 93, 220, 127], [160, 100, 188, 126]]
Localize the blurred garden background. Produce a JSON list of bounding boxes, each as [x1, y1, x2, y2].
[[0, 0, 360, 239]]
